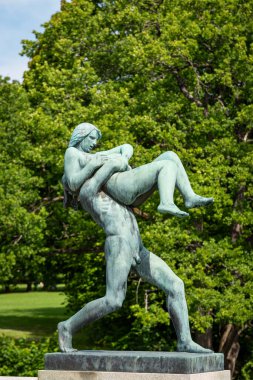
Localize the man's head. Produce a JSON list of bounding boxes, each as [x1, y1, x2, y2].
[[68, 123, 102, 152]]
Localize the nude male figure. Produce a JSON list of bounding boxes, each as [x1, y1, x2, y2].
[[58, 123, 213, 354]]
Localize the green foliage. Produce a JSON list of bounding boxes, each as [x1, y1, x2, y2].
[[113, 303, 175, 351], [0, 335, 58, 376], [0, 78, 48, 288], [242, 360, 253, 380]]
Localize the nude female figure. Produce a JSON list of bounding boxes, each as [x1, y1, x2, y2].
[[58, 123, 213, 353], [62, 123, 213, 217]]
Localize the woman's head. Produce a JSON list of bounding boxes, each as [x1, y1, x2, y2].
[[68, 123, 102, 152]]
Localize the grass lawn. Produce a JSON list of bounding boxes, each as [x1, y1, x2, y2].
[[0, 291, 105, 350], [0, 291, 70, 338]]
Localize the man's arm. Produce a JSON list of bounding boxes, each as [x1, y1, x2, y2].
[[64, 148, 107, 192], [96, 144, 133, 160], [84, 157, 128, 196]]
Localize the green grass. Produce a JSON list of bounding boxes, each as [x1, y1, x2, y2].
[[0, 291, 70, 338], [0, 291, 103, 350]]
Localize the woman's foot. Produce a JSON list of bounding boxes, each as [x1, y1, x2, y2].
[[58, 321, 77, 353], [185, 195, 214, 209], [177, 340, 214, 354], [158, 203, 189, 217]]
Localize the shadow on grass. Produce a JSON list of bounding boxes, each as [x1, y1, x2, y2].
[[0, 307, 71, 336]]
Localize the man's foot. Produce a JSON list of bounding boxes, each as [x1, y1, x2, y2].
[[177, 340, 214, 354], [185, 195, 214, 209], [58, 321, 77, 353], [157, 203, 189, 217]]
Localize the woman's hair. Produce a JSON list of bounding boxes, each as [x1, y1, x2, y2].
[[68, 123, 102, 148]]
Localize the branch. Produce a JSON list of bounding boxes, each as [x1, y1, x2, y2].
[[172, 69, 204, 107], [30, 196, 64, 213], [50, 246, 103, 255], [13, 235, 23, 245], [42, 196, 64, 203], [136, 278, 142, 304], [132, 207, 150, 220], [243, 131, 253, 142], [232, 185, 245, 242], [159, 61, 209, 109]]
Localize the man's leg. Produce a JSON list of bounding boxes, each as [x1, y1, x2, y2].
[[135, 247, 213, 353], [58, 235, 133, 352]]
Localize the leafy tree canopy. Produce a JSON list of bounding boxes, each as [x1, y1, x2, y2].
[[0, 77, 47, 289]]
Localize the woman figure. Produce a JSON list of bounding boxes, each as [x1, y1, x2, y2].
[[63, 123, 213, 216]]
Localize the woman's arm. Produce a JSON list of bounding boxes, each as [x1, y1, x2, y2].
[[64, 148, 107, 192]]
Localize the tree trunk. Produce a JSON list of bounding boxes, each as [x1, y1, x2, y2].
[[194, 328, 213, 349], [219, 324, 241, 378], [4, 284, 10, 293], [26, 282, 32, 292], [227, 341, 240, 378]]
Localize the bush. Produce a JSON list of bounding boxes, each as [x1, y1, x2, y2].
[[0, 335, 58, 376], [242, 360, 253, 380]]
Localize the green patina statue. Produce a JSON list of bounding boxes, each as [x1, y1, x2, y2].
[[58, 122, 213, 354]]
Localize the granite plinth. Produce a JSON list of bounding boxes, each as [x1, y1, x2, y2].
[[45, 351, 224, 374], [39, 369, 231, 380]]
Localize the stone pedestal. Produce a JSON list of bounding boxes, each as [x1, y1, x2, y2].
[[38, 369, 231, 380], [40, 351, 230, 380], [45, 351, 224, 374]]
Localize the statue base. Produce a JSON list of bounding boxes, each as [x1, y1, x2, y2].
[[44, 351, 224, 374], [38, 369, 231, 380]]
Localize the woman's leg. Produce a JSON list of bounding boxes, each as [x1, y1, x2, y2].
[[104, 152, 213, 216], [105, 161, 189, 217], [154, 151, 213, 208]]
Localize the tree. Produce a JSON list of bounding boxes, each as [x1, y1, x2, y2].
[[20, 0, 253, 377], [0, 77, 47, 291]]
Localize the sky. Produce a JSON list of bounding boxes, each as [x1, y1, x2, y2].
[[0, 0, 61, 81]]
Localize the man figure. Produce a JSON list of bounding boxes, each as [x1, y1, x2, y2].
[[58, 123, 213, 354]]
